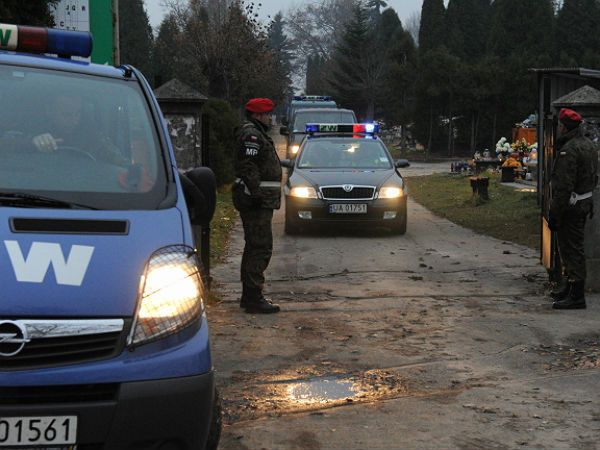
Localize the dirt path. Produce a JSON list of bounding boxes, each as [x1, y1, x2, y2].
[[208, 134, 600, 450]]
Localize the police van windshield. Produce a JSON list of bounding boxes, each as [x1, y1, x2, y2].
[[298, 139, 392, 169], [292, 110, 356, 132], [0, 65, 167, 210]]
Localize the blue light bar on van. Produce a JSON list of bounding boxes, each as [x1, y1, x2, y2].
[[293, 95, 332, 101], [0, 23, 93, 58], [305, 123, 380, 134]]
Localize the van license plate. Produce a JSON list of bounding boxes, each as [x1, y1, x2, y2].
[[329, 204, 367, 214], [0, 416, 77, 447]]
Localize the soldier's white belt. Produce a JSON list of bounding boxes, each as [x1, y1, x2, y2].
[[569, 191, 593, 206], [235, 178, 281, 195]]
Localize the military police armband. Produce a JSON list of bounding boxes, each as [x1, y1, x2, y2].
[[243, 135, 261, 157]]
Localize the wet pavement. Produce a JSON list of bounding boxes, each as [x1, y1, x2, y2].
[[209, 134, 600, 449]]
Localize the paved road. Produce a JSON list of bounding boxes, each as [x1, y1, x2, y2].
[[209, 135, 600, 450]]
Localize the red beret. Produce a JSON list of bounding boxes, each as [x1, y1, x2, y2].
[[245, 98, 275, 113], [559, 108, 582, 123]]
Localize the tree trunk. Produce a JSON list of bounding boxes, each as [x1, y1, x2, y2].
[[366, 99, 375, 121], [470, 111, 476, 155], [492, 109, 497, 150], [474, 111, 480, 150], [427, 106, 433, 161], [447, 108, 453, 157]]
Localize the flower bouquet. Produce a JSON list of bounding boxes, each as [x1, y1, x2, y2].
[[495, 137, 511, 157], [511, 138, 529, 155]]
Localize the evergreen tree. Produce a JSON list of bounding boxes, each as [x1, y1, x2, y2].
[[329, 3, 385, 119], [485, 0, 555, 144], [153, 14, 181, 88], [418, 0, 446, 55], [0, 0, 57, 27], [306, 54, 332, 95], [119, 0, 154, 83], [380, 9, 417, 144], [267, 12, 294, 97], [446, 0, 491, 61], [488, 0, 554, 61], [556, 0, 600, 67]]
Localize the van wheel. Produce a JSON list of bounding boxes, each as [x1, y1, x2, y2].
[[204, 388, 222, 450]]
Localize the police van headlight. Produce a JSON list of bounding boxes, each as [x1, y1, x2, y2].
[[129, 246, 204, 346], [290, 145, 300, 155]]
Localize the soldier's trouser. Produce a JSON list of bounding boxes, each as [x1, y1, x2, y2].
[[557, 210, 588, 282], [240, 207, 274, 290]]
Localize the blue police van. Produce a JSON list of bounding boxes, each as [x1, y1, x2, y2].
[[0, 24, 221, 449]]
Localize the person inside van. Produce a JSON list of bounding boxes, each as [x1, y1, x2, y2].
[[31, 90, 127, 166]]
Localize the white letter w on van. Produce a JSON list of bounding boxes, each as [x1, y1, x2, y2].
[[4, 241, 94, 286]]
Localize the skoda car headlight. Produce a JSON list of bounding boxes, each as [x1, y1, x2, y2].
[[290, 186, 318, 198], [130, 246, 204, 346], [378, 186, 404, 199]]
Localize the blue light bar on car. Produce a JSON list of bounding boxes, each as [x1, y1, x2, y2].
[[0, 23, 93, 58], [305, 123, 380, 134]]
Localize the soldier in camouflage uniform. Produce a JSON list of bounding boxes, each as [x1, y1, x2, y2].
[[549, 108, 598, 310], [233, 98, 282, 314]]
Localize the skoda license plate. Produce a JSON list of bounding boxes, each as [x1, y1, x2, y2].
[[0, 416, 77, 447], [329, 204, 367, 214]]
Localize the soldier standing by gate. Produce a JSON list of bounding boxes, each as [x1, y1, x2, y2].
[[549, 108, 598, 310], [233, 98, 282, 314]]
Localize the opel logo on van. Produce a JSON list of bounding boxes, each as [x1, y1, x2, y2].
[[343, 184, 354, 192], [0, 321, 30, 357]]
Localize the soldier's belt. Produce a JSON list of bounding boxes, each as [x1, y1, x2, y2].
[[569, 191, 593, 206], [235, 178, 281, 195]]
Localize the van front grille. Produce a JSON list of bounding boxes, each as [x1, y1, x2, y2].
[[0, 319, 128, 370]]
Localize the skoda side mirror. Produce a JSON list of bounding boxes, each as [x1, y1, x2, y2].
[[395, 159, 410, 168], [280, 159, 294, 169]]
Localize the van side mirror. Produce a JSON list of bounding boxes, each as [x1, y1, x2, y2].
[[395, 159, 410, 168], [280, 126, 289, 136], [179, 167, 217, 226], [280, 159, 294, 168]]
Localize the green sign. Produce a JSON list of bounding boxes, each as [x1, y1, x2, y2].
[[51, 0, 115, 65], [90, 0, 114, 65]]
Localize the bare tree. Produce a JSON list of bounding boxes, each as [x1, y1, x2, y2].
[[285, 0, 356, 77], [163, 0, 285, 104], [405, 11, 420, 46]]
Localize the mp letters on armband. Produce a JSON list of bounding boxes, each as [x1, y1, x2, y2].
[[244, 139, 260, 156]]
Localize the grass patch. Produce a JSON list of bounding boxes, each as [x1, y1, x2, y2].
[[405, 173, 540, 250], [210, 185, 237, 266], [203, 185, 238, 305]]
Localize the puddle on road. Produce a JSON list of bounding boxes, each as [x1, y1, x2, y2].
[[223, 369, 410, 423], [286, 377, 363, 404]]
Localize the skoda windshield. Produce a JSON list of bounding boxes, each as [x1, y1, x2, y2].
[[0, 64, 168, 210], [298, 138, 393, 169]]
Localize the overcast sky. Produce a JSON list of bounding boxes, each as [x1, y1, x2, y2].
[[144, 0, 425, 30]]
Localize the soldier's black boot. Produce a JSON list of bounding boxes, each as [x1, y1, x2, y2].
[[239, 284, 252, 308], [553, 281, 586, 310], [550, 278, 570, 301], [244, 287, 280, 314]]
